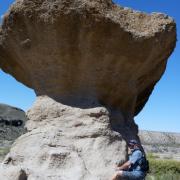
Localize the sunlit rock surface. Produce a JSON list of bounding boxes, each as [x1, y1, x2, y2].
[[0, 0, 176, 179], [0, 0, 176, 116], [1, 96, 127, 179]]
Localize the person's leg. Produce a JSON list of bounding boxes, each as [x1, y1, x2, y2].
[[121, 171, 145, 180], [111, 170, 145, 180], [111, 170, 123, 180]]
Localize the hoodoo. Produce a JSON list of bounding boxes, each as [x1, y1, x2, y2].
[[0, 0, 176, 179]]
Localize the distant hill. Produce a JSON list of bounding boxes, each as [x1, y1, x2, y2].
[[139, 130, 180, 161], [0, 103, 27, 141]]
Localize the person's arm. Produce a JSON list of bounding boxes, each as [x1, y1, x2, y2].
[[117, 161, 131, 171], [116, 150, 142, 171]]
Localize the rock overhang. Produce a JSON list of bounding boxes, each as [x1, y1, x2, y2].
[[0, 0, 176, 116]]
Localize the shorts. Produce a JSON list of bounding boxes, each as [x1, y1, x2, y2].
[[121, 170, 145, 180]]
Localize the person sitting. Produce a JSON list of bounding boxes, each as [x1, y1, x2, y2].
[[111, 139, 147, 180]]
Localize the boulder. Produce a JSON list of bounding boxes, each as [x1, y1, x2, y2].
[[0, 0, 176, 116], [0, 0, 176, 179], [1, 96, 127, 179]]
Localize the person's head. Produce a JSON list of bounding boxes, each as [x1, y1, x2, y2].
[[128, 139, 140, 150]]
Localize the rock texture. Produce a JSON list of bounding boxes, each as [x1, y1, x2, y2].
[[1, 96, 127, 180], [0, 0, 176, 179], [0, 0, 176, 116]]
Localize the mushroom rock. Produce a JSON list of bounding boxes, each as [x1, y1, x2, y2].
[[0, 0, 176, 179]]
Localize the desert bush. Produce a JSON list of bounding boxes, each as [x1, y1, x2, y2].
[[145, 153, 180, 180], [0, 146, 10, 156], [148, 158, 180, 175], [146, 174, 180, 180], [147, 153, 160, 159]]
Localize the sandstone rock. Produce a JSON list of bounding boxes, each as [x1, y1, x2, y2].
[[1, 96, 127, 180], [0, 166, 28, 180], [0, 0, 176, 116], [0, 0, 176, 179]]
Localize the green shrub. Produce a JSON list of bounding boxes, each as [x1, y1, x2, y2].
[[147, 153, 160, 159], [148, 158, 180, 175], [0, 147, 10, 156], [146, 154, 180, 179], [146, 174, 180, 180]]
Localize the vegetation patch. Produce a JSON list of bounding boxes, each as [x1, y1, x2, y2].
[[0, 146, 10, 157], [146, 174, 180, 180], [146, 153, 180, 180]]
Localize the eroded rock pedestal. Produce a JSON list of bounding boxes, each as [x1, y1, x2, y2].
[[0, 0, 176, 179], [1, 96, 128, 180]]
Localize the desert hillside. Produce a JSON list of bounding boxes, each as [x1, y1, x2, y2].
[[139, 130, 180, 161], [0, 104, 27, 162]]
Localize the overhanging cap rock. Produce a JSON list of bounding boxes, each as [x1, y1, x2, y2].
[[0, 0, 176, 116]]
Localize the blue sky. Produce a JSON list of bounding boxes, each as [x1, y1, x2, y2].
[[0, 0, 180, 132]]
